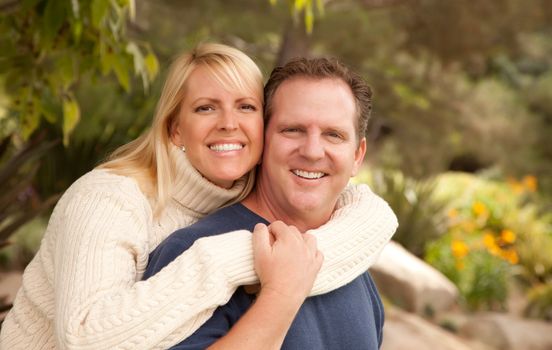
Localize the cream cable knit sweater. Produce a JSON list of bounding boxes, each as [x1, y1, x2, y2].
[[0, 146, 398, 350]]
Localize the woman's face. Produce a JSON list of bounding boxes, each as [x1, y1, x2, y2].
[[171, 66, 264, 188]]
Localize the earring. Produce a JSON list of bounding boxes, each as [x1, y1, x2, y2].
[[180, 146, 186, 153]]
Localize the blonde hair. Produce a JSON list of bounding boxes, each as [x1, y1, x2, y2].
[[99, 43, 263, 215]]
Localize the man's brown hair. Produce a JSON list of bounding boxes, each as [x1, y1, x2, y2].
[[263, 57, 372, 142]]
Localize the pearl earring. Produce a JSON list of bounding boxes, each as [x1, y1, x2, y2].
[[180, 146, 186, 153]]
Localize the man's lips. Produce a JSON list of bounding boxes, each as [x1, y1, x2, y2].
[[291, 169, 327, 179]]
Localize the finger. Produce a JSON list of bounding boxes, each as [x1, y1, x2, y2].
[[303, 233, 318, 250], [268, 221, 289, 242], [315, 250, 324, 270], [253, 223, 270, 256]]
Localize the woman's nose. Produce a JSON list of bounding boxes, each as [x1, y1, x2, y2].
[[217, 110, 238, 131]]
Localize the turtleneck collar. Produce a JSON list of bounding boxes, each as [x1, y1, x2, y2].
[[169, 143, 248, 215]]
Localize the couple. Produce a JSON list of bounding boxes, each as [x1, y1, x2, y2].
[[1, 43, 397, 349]]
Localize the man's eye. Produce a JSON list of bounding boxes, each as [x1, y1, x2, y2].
[[282, 128, 300, 133], [195, 105, 215, 113], [325, 131, 346, 143]]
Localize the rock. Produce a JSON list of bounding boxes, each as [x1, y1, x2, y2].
[[382, 307, 492, 350], [460, 312, 552, 350], [371, 241, 459, 315]]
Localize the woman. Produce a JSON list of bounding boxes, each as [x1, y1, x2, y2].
[[1, 43, 397, 349]]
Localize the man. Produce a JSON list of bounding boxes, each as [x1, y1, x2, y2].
[[145, 57, 384, 349]]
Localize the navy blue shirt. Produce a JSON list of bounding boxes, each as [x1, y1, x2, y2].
[[144, 203, 384, 349]]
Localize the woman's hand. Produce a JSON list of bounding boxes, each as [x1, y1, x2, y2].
[[252, 221, 324, 303]]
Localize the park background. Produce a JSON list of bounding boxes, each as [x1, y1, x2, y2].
[[0, 0, 551, 348]]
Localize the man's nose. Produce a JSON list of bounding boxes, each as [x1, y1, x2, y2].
[[217, 110, 238, 131], [299, 134, 324, 160]]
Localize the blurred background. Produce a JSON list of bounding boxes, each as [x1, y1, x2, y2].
[[1, 0, 551, 348]]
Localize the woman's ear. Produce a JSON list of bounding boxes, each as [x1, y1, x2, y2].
[[169, 118, 182, 146]]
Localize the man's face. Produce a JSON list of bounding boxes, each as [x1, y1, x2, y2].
[[258, 77, 366, 223]]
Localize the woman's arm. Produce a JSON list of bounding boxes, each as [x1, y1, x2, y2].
[[48, 184, 252, 350], [44, 183, 393, 349], [307, 183, 398, 295]]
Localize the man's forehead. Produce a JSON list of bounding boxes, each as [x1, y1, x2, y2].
[[270, 77, 356, 124]]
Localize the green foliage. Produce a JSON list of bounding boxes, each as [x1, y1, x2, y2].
[[0, 0, 159, 144], [427, 236, 510, 311], [0, 133, 60, 250], [354, 169, 447, 257], [426, 172, 552, 312]]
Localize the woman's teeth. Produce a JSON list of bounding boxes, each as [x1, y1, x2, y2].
[[209, 144, 243, 152]]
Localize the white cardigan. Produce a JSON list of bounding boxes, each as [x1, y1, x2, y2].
[[0, 146, 397, 349]]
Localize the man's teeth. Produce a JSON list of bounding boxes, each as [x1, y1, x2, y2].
[[292, 170, 325, 179], [209, 144, 243, 152]]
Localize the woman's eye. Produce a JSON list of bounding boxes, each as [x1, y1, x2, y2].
[[195, 105, 214, 113], [240, 104, 257, 112]]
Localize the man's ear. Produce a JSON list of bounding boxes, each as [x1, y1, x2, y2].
[[351, 137, 367, 177]]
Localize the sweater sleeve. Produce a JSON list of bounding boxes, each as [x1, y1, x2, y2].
[[307, 183, 398, 295], [52, 188, 247, 350], [187, 183, 398, 296]]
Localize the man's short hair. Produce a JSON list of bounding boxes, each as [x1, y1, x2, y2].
[[263, 57, 372, 142]]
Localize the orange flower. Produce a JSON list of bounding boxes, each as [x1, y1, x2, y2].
[[522, 175, 538, 192], [500, 249, 519, 264], [507, 177, 524, 194], [451, 239, 469, 259], [500, 229, 516, 244]]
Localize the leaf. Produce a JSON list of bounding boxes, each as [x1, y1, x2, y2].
[[294, 0, 307, 12], [316, 0, 324, 16], [72, 19, 83, 43], [42, 0, 67, 48], [305, 5, 314, 34], [144, 51, 159, 81], [269, 0, 278, 5], [20, 106, 40, 140], [70, 0, 80, 18], [126, 42, 144, 75], [112, 54, 131, 92], [62, 96, 81, 146], [91, 0, 110, 29], [56, 54, 76, 90]]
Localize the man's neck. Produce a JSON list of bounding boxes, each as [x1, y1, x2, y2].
[[241, 187, 333, 232]]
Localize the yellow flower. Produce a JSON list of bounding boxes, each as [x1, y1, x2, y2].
[[500, 229, 516, 244], [472, 201, 487, 217], [451, 239, 469, 258], [483, 233, 499, 256], [522, 175, 538, 192]]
